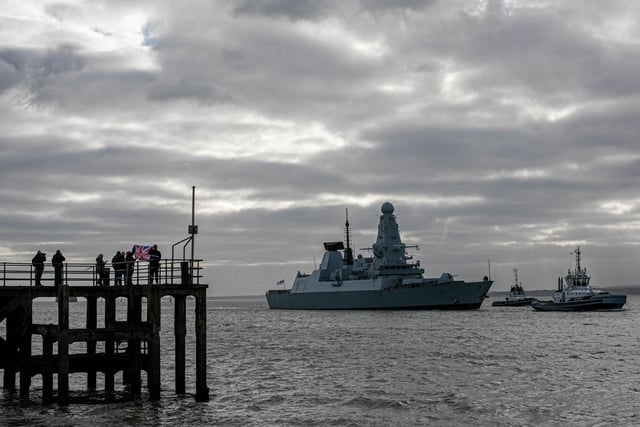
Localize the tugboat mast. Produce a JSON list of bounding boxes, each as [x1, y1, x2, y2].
[[573, 246, 582, 272]]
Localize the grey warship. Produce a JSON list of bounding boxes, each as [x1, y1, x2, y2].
[[266, 202, 493, 310]]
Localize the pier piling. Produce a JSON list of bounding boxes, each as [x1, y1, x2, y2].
[[0, 260, 209, 405]]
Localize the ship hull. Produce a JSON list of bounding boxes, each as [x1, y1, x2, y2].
[[531, 294, 626, 311], [266, 281, 492, 310]]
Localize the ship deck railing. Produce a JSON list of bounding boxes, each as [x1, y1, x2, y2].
[[0, 259, 203, 287]]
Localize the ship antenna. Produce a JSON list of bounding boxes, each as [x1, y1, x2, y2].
[[345, 208, 354, 265]]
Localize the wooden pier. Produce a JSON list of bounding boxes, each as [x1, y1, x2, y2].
[[0, 260, 210, 404]]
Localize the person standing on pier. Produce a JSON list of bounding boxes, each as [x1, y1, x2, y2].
[[112, 250, 125, 286], [52, 249, 65, 288], [31, 250, 46, 286], [125, 250, 135, 286], [148, 244, 161, 284], [96, 253, 107, 286]]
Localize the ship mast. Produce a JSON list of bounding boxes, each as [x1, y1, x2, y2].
[[344, 208, 354, 265], [573, 246, 582, 272]]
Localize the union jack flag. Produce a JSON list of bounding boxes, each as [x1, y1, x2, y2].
[[134, 245, 152, 261]]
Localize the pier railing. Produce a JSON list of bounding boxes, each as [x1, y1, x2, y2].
[[0, 259, 203, 287]]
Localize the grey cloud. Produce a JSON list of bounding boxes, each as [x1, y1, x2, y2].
[[420, 9, 640, 99], [0, 59, 21, 93], [44, 3, 81, 22], [359, 0, 436, 13], [2, 46, 84, 77], [233, 0, 331, 21], [153, 24, 378, 110], [0, 46, 84, 94], [32, 68, 155, 111], [148, 79, 234, 104]]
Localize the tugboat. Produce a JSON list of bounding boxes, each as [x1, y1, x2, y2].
[[266, 202, 493, 310], [492, 268, 537, 307], [531, 246, 626, 311]]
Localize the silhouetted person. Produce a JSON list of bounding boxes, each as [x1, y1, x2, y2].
[[112, 251, 125, 286], [96, 253, 107, 286], [125, 250, 135, 286], [32, 250, 46, 286], [52, 249, 65, 288], [148, 244, 161, 284]]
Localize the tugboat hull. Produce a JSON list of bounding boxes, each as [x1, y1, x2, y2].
[[492, 297, 537, 307], [531, 294, 626, 311], [266, 281, 492, 310]]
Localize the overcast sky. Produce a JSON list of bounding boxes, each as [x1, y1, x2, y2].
[[2, 0, 640, 296]]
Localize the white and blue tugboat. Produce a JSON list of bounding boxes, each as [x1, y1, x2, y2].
[[266, 202, 493, 310], [492, 268, 537, 307], [532, 246, 626, 311]]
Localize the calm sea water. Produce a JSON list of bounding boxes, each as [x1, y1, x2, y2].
[[1, 295, 639, 426]]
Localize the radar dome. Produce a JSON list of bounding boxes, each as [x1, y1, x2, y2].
[[381, 202, 394, 214]]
